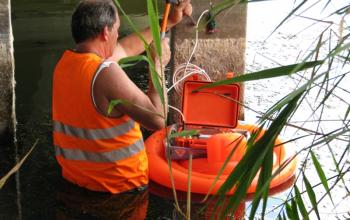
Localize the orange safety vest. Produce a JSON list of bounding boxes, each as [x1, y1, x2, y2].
[[52, 50, 148, 194]]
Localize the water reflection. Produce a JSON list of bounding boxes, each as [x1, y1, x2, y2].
[[149, 175, 295, 219], [149, 182, 246, 219], [56, 179, 149, 220], [0, 142, 18, 220]]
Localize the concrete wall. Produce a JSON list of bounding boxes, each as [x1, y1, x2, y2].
[[170, 0, 247, 123], [0, 0, 16, 143]]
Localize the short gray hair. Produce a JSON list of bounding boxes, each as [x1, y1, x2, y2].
[[71, 0, 117, 43]]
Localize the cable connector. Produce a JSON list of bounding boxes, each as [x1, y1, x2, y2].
[[206, 11, 216, 34]]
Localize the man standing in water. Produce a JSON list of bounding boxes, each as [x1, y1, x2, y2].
[[52, 0, 192, 193]]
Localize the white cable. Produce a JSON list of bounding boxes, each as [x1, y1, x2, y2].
[[167, 10, 211, 94], [166, 10, 211, 120], [168, 105, 186, 122], [184, 9, 210, 75], [168, 64, 211, 93]]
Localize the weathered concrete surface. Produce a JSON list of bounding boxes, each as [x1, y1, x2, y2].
[[0, 0, 16, 143], [171, 1, 247, 123]]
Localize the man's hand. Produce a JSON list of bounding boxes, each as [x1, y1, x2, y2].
[[168, 0, 193, 28], [114, 1, 191, 61], [150, 38, 171, 68]]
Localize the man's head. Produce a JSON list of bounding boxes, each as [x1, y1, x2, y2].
[[71, 0, 118, 44]]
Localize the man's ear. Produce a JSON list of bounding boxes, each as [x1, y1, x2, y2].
[[101, 26, 109, 41]]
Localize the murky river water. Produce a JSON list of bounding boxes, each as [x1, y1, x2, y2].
[[1, 0, 349, 219]]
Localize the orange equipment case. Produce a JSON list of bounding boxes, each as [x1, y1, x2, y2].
[[173, 80, 241, 151], [182, 80, 240, 129]]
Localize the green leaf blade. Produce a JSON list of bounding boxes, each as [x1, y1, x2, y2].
[[113, 0, 147, 45], [168, 130, 199, 139], [147, 50, 165, 105], [303, 174, 321, 220], [118, 55, 149, 68], [291, 197, 301, 220], [310, 151, 333, 203], [107, 99, 127, 115], [147, 0, 161, 57], [294, 186, 309, 220], [286, 202, 294, 220], [194, 61, 323, 91]]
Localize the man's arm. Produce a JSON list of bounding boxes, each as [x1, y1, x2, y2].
[[112, 0, 192, 61], [94, 38, 171, 130], [112, 27, 154, 61]]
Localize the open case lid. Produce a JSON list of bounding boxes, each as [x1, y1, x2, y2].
[[182, 81, 240, 129]]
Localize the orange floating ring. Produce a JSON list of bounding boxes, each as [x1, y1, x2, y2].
[[145, 122, 298, 195]]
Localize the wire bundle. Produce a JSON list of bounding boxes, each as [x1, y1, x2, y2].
[[167, 10, 211, 119], [168, 63, 211, 94]]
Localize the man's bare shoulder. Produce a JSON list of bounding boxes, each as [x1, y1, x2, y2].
[[94, 60, 143, 101], [97, 61, 125, 84]]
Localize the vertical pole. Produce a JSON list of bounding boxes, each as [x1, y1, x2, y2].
[[0, 0, 16, 144]]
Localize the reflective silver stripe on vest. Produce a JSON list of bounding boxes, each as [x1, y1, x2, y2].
[[55, 138, 144, 163], [53, 119, 135, 140]]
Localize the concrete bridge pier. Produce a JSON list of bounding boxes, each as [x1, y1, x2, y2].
[[0, 0, 16, 144], [170, 0, 247, 123]]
